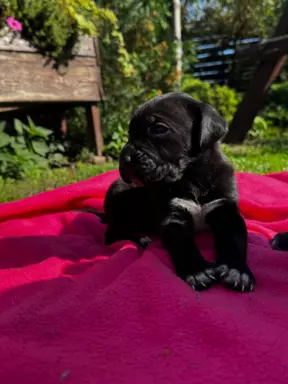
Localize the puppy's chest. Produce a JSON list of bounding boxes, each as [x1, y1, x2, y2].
[[168, 185, 216, 232], [170, 198, 208, 232]]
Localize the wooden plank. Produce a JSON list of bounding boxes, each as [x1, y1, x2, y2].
[[194, 66, 230, 73], [93, 39, 104, 99], [195, 60, 231, 68], [192, 72, 230, 81], [195, 43, 257, 56], [224, 5, 288, 144], [77, 36, 97, 57], [0, 52, 101, 103], [236, 34, 288, 61], [0, 34, 97, 57], [197, 55, 235, 63], [0, 105, 23, 113], [0, 32, 34, 53]]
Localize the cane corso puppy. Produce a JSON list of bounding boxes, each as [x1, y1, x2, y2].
[[271, 232, 288, 251], [103, 92, 255, 292]]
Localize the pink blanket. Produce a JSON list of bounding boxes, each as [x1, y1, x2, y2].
[[0, 170, 288, 384]]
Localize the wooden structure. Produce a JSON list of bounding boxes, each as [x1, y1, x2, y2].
[[224, 5, 288, 144], [191, 36, 260, 90], [0, 33, 104, 160]]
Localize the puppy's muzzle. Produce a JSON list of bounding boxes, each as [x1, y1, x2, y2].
[[120, 143, 183, 185], [119, 143, 158, 185]]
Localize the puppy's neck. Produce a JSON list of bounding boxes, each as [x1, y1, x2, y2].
[[185, 143, 231, 182]]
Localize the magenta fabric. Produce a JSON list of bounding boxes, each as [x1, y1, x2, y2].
[[0, 170, 288, 384]]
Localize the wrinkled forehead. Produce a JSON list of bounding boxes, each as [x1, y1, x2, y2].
[[131, 97, 198, 128]]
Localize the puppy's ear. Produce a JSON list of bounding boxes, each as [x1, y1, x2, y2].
[[198, 103, 228, 150]]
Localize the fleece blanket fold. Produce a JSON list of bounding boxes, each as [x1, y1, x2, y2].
[[0, 171, 288, 384]]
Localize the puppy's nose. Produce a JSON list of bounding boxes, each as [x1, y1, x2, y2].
[[124, 155, 131, 163]]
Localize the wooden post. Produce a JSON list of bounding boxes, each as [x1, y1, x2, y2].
[[223, 5, 288, 144], [60, 114, 68, 136], [87, 103, 105, 163]]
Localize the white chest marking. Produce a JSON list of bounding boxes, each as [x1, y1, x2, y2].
[[170, 198, 228, 232]]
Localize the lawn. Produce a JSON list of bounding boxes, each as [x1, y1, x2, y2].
[[0, 162, 117, 203], [0, 143, 287, 203], [222, 143, 288, 173]]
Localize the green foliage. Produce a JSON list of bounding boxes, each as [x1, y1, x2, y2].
[[64, 107, 91, 161], [99, 0, 177, 158], [1, 0, 75, 60], [184, 0, 285, 43], [248, 116, 269, 139], [267, 81, 288, 107], [0, 0, 119, 62], [181, 76, 240, 122], [75, 147, 96, 163], [182, 39, 198, 72], [265, 106, 288, 131], [263, 81, 288, 131], [0, 117, 66, 179], [63, 0, 116, 36], [103, 124, 128, 159]]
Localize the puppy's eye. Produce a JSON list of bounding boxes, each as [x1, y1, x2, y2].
[[149, 123, 168, 136]]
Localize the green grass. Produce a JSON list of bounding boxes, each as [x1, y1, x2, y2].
[[0, 143, 287, 203], [222, 143, 288, 173], [0, 162, 117, 203]]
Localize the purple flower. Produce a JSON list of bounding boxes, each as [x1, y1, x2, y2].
[[6, 17, 22, 32]]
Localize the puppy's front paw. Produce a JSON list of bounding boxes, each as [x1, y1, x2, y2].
[[216, 265, 255, 292], [186, 267, 217, 291]]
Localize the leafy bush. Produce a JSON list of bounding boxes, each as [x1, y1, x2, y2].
[[267, 81, 288, 107], [0, 117, 66, 179], [103, 124, 128, 159], [181, 76, 241, 123], [264, 106, 288, 132], [64, 107, 91, 161], [5, 0, 76, 60], [264, 82, 288, 132], [248, 116, 269, 139], [63, 0, 116, 37], [0, 0, 118, 62]]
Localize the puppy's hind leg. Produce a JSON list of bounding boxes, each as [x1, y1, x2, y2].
[[104, 178, 155, 247]]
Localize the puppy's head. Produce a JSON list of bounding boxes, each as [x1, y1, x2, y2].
[[119, 92, 227, 185]]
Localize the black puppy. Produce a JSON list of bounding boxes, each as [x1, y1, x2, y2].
[[271, 232, 288, 251], [104, 92, 255, 292]]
